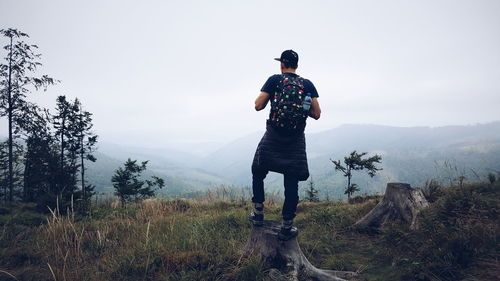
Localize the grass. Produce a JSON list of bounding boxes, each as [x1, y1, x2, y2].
[[0, 182, 498, 281]]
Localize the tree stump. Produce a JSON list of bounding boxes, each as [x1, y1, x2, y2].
[[354, 182, 429, 230], [240, 220, 358, 281]]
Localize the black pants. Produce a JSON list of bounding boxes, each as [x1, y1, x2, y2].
[[251, 170, 299, 221]]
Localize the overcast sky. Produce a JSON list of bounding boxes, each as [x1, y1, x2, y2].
[[1, 0, 499, 153]]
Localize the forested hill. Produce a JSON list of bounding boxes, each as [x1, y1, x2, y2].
[[83, 122, 500, 199]]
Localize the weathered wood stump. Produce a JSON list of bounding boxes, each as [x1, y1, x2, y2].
[[240, 220, 358, 281], [354, 182, 429, 230]]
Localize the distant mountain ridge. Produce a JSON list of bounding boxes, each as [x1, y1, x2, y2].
[[309, 122, 500, 151], [81, 121, 500, 198], [195, 121, 500, 198]]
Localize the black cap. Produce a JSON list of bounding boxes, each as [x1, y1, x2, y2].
[[274, 50, 299, 65]]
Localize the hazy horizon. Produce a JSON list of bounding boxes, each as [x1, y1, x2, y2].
[[67, 120, 500, 157], [1, 0, 499, 149]]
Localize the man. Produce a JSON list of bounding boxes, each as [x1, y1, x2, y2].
[[250, 49, 321, 240]]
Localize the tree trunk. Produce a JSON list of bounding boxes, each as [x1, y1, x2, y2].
[[354, 182, 429, 230], [241, 221, 358, 281], [346, 168, 351, 202], [7, 35, 13, 202], [23, 151, 29, 202], [59, 116, 66, 201], [3, 170, 7, 203], [80, 138, 85, 202], [80, 104, 86, 208]]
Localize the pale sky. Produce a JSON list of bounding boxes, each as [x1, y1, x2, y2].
[[1, 0, 499, 153]]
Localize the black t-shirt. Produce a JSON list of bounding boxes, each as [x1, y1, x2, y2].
[[260, 72, 319, 135], [261, 73, 319, 98]]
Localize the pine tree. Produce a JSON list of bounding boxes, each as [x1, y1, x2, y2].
[[0, 28, 56, 201], [305, 177, 319, 202], [52, 95, 80, 209], [0, 140, 23, 202], [0, 141, 7, 202], [73, 98, 97, 213], [23, 133, 59, 207], [22, 106, 59, 208], [112, 159, 165, 207], [331, 150, 382, 201], [488, 173, 496, 184]]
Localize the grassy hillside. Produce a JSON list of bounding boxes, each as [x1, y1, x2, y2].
[[0, 182, 498, 281]]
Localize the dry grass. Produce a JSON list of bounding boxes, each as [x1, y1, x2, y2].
[[0, 182, 498, 281], [37, 197, 254, 281]]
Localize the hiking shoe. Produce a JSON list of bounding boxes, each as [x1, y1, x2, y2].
[[248, 211, 264, 226], [248, 202, 264, 226], [278, 226, 299, 241]]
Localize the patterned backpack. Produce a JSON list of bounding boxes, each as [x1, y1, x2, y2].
[[268, 74, 308, 131]]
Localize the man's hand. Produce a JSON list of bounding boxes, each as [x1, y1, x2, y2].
[[308, 97, 321, 120], [255, 92, 270, 111]]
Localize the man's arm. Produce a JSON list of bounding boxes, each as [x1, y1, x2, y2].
[[308, 97, 321, 120], [255, 92, 270, 111]]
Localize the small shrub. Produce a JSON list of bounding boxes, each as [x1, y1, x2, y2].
[[348, 194, 382, 204], [422, 178, 444, 203], [488, 172, 496, 184]]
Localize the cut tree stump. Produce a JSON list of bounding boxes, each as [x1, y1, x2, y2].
[[354, 182, 429, 230], [240, 220, 358, 281]]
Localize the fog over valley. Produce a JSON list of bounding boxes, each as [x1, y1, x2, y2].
[[81, 122, 500, 199]]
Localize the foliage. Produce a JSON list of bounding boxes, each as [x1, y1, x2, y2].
[[51, 95, 81, 210], [344, 183, 359, 200], [0, 140, 24, 202], [421, 178, 443, 203], [348, 194, 382, 204], [488, 172, 496, 184], [112, 159, 165, 207], [331, 150, 382, 201], [74, 98, 98, 213], [304, 177, 319, 202], [23, 133, 59, 209], [0, 28, 56, 202], [0, 29, 98, 213]]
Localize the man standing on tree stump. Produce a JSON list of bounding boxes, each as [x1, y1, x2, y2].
[[250, 50, 321, 240]]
